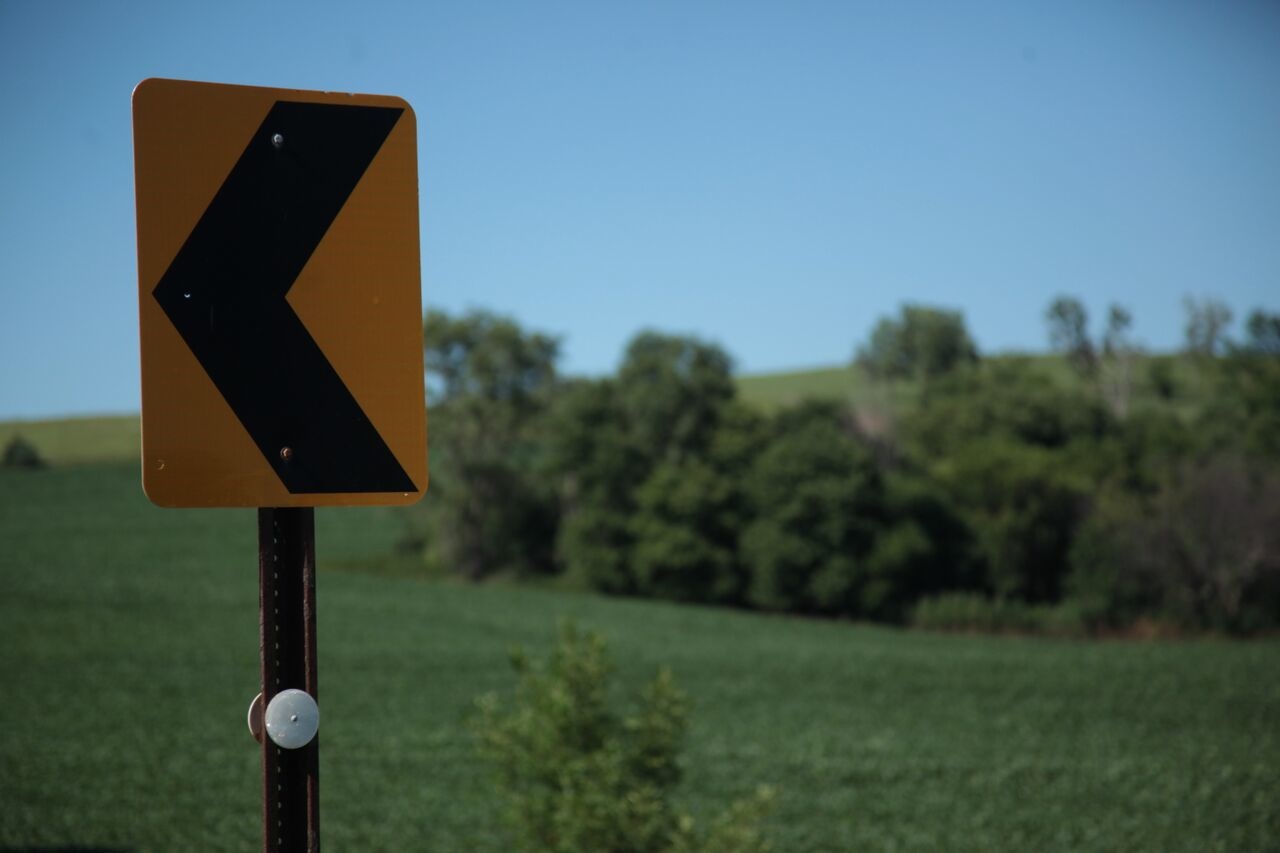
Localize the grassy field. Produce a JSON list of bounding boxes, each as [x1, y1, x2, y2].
[[735, 365, 869, 411], [2, 459, 1278, 851]]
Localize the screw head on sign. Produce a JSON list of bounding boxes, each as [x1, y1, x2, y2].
[[279, 446, 293, 462], [264, 689, 319, 749], [271, 132, 284, 148]]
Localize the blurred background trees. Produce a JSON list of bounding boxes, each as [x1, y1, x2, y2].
[[412, 296, 1280, 635], [855, 304, 978, 381]]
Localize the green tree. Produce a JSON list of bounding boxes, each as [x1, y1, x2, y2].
[[425, 310, 559, 406], [1045, 296, 1096, 376], [550, 333, 743, 596], [1182, 296, 1233, 357], [472, 622, 774, 853], [907, 359, 1113, 458], [1071, 458, 1280, 632], [863, 472, 979, 620], [1197, 342, 1280, 460], [855, 304, 978, 381], [615, 332, 736, 462], [423, 310, 561, 579], [743, 402, 886, 614], [938, 440, 1088, 604], [544, 379, 642, 592], [1243, 309, 1280, 356], [1099, 304, 1137, 418]]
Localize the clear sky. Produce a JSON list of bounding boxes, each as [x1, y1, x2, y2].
[[1, 0, 1278, 419]]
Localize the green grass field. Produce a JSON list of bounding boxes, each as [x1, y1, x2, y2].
[[2, 459, 1278, 851]]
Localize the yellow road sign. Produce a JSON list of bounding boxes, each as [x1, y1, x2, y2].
[[133, 78, 427, 507]]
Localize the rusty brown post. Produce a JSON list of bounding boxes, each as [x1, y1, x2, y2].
[[258, 508, 320, 852]]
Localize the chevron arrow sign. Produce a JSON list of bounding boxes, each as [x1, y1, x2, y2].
[[133, 79, 427, 507]]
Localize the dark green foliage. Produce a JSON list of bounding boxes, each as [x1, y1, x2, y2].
[[743, 402, 884, 614], [1065, 491, 1161, 629], [425, 310, 559, 407], [631, 459, 744, 605], [422, 309, 561, 578], [1103, 405, 1197, 492], [1244, 309, 1280, 356], [544, 379, 644, 591], [627, 401, 765, 606], [412, 300, 1280, 635], [937, 441, 1088, 603], [431, 444, 559, 579], [549, 333, 746, 599], [471, 622, 774, 853], [1070, 458, 1280, 633], [1, 435, 45, 469], [1198, 348, 1280, 459], [908, 359, 1114, 457], [899, 360, 1108, 605], [865, 473, 978, 620], [856, 304, 978, 380], [1146, 357, 1179, 400], [616, 332, 737, 463]]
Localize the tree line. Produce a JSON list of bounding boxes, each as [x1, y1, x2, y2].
[[413, 298, 1280, 634]]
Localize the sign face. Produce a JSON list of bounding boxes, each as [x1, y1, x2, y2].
[[133, 78, 427, 507]]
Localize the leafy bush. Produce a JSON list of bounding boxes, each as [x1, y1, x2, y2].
[[910, 592, 1087, 637], [1, 435, 45, 470], [1069, 457, 1280, 633], [472, 622, 774, 852]]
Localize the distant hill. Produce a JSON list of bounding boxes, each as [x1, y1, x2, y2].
[[1, 352, 1201, 465], [0, 414, 140, 465], [735, 351, 1202, 419]]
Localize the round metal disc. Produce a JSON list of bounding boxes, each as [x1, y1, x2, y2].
[[264, 688, 319, 749]]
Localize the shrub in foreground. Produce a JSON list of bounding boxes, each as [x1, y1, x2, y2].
[[471, 622, 774, 852]]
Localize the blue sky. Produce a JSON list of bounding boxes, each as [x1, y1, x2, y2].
[[1, 0, 1277, 419]]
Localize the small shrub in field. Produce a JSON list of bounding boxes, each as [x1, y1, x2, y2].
[[2, 435, 45, 470], [471, 621, 774, 852]]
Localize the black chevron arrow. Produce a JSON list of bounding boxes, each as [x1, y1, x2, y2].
[[153, 100, 417, 494]]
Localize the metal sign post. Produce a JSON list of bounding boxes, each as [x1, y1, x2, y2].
[[257, 508, 320, 852]]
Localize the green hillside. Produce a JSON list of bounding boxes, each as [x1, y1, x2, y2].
[[735, 365, 867, 410], [733, 353, 1204, 415], [2, 459, 1277, 851], [0, 352, 1200, 467], [1, 413, 140, 464]]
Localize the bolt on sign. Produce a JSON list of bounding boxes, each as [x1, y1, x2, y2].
[[133, 78, 427, 508]]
